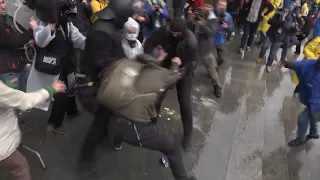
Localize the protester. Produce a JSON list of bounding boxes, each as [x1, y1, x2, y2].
[[281, 59, 320, 147], [280, 6, 303, 62], [144, 17, 199, 149], [239, 0, 265, 53], [214, 0, 234, 65], [257, 9, 293, 73], [122, 17, 144, 59], [90, 0, 108, 22], [0, 80, 65, 180], [25, 0, 86, 134], [0, 0, 34, 89], [255, 0, 282, 45]]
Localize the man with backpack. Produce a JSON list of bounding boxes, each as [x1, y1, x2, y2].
[[97, 54, 196, 180]]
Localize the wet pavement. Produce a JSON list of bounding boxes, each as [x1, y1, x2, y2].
[[0, 33, 319, 180], [2, 3, 320, 178]]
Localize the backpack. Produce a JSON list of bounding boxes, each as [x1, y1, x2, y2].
[[97, 55, 180, 122]]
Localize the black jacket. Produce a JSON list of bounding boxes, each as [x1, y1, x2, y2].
[[83, 19, 125, 81], [187, 17, 218, 56], [144, 25, 199, 72], [267, 12, 293, 42], [0, 15, 33, 73]]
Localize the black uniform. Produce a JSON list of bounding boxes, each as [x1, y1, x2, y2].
[[79, 0, 130, 164], [144, 18, 199, 148]]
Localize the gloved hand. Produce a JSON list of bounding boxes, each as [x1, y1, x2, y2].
[[34, 0, 61, 23]]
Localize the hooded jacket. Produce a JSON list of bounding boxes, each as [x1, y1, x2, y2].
[[258, 0, 282, 33], [0, 82, 52, 161], [294, 60, 320, 118], [144, 25, 199, 72], [122, 17, 143, 59], [97, 54, 180, 123], [304, 19, 320, 59]]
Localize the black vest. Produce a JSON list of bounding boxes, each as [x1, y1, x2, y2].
[[35, 22, 73, 75]]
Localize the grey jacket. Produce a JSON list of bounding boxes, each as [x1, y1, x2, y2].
[[32, 16, 86, 50]]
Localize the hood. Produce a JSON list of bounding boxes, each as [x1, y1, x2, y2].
[[314, 18, 320, 37]]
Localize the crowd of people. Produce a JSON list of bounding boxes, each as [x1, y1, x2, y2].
[[0, 0, 319, 179]]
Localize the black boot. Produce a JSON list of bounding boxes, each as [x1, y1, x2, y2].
[[306, 134, 319, 141], [214, 86, 222, 98], [181, 136, 191, 150], [288, 137, 306, 147]]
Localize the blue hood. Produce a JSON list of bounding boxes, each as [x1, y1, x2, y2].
[[314, 18, 320, 37]]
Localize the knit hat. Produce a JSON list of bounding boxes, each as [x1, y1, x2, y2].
[[170, 17, 187, 33]]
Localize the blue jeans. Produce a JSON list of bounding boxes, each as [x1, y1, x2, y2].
[[0, 72, 21, 90], [259, 36, 281, 66], [297, 107, 318, 141]]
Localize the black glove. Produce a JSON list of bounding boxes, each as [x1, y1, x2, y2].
[[280, 61, 294, 69]]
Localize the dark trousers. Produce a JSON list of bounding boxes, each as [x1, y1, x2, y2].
[[80, 107, 112, 162], [216, 45, 226, 64], [0, 150, 31, 180], [259, 36, 281, 66], [281, 35, 299, 61], [173, 0, 184, 17], [110, 117, 187, 180], [47, 94, 78, 128], [202, 52, 221, 87], [240, 20, 259, 49], [47, 73, 78, 128], [176, 71, 194, 142]]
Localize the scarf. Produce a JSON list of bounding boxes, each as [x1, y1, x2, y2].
[[247, 0, 262, 23]]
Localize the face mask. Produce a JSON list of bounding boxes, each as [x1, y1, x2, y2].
[[125, 33, 138, 41], [216, 8, 226, 17], [170, 33, 185, 41]]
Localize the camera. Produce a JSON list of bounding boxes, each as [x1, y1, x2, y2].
[[23, 0, 77, 23], [191, 7, 209, 22], [274, 8, 289, 21], [152, 0, 163, 11]]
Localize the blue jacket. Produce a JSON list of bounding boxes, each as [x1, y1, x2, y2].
[[142, 1, 169, 37], [294, 60, 320, 116], [313, 18, 320, 37], [213, 11, 234, 47]]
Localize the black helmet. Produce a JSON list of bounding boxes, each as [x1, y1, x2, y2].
[[95, 0, 138, 25]]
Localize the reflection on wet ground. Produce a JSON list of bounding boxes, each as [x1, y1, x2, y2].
[[0, 34, 320, 180]]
